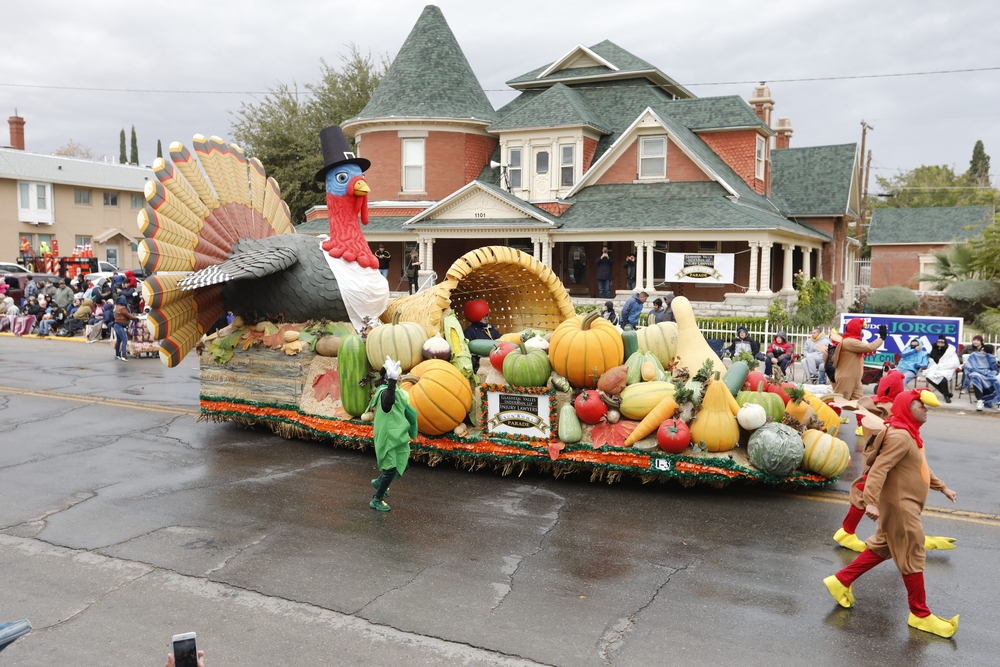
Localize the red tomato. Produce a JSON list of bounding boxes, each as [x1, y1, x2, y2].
[[744, 371, 769, 392], [657, 418, 691, 454], [767, 382, 796, 406], [574, 390, 608, 425], [490, 342, 518, 372]]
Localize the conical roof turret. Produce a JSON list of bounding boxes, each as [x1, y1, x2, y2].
[[343, 5, 497, 130]]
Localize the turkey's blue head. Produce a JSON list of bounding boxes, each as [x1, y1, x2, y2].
[[325, 163, 370, 225]]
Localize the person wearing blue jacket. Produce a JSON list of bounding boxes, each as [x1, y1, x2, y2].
[[898, 339, 929, 387], [620, 291, 647, 330]]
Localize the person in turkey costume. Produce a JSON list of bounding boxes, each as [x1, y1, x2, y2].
[[367, 357, 418, 512], [832, 318, 886, 400], [824, 389, 960, 638]]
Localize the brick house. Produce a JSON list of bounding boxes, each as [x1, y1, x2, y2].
[[1, 115, 150, 269], [867, 205, 993, 289], [300, 5, 861, 314]]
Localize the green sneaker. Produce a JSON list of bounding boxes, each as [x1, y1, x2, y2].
[[369, 497, 391, 512], [370, 478, 390, 498]]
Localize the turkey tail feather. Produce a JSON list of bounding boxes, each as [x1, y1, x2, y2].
[[140, 132, 296, 367]]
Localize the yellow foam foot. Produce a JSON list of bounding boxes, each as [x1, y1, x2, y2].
[[834, 528, 867, 553], [855, 425, 864, 436], [824, 575, 855, 608], [925, 535, 956, 551], [908, 612, 959, 638]]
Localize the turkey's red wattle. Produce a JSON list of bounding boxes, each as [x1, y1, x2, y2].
[[322, 189, 377, 269]]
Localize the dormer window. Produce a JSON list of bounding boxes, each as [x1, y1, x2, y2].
[[755, 136, 766, 180], [639, 137, 666, 179], [560, 145, 575, 187]]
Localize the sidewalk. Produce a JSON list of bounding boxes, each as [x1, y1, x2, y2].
[[0, 332, 91, 344]]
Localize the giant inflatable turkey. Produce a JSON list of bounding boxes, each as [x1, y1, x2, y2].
[[137, 126, 388, 366]]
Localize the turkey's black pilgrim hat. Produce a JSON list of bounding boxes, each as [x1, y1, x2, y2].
[[315, 125, 371, 182]]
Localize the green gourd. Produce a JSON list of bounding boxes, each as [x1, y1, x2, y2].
[[503, 342, 552, 387], [621, 328, 639, 364], [736, 382, 786, 422], [747, 422, 804, 476], [338, 333, 372, 418], [723, 361, 750, 397], [558, 402, 582, 444], [468, 339, 498, 357]]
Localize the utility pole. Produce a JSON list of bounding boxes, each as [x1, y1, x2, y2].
[[857, 121, 874, 240], [860, 149, 873, 247]]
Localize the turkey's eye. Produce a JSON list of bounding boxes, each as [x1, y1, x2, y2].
[[335, 172, 349, 184]]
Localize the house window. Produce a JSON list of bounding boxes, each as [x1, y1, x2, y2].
[[75, 189, 91, 205], [401, 138, 425, 192], [639, 137, 666, 179], [75, 236, 92, 248], [104, 192, 119, 207], [535, 150, 549, 175], [698, 241, 720, 252], [130, 194, 143, 209], [560, 145, 575, 187], [17, 182, 54, 224], [508, 148, 522, 189], [755, 136, 766, 180]]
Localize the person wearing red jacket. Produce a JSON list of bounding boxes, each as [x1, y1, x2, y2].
[[764, 332, 793, 379], [824, 389, 960, 638]]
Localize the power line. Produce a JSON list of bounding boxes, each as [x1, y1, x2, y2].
[[1, 64, 998, 96]]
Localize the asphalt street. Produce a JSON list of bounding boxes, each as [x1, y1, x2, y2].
[[1, 336, 998, 666]]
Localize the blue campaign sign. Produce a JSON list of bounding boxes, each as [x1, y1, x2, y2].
[[838, 314, 964, 367]]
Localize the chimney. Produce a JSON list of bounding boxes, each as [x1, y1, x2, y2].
[[749, 85, 774, 126], [774, 117, 793, 149], [8, 113, 25, 150]]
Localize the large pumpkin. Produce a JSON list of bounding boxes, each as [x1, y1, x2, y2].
[[548, 312, 624, 389], [747, 422, 804, 476], [736, 382, 786, 422], [399, 359, 473, 435], [620, 381, 675, 420], [502, 342, 552, 387], [366, 311, 428, 372], [635, 321, 679, 367], [801, 429, 851, 478]]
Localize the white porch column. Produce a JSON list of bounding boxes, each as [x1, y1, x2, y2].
[[746, 241, 759, 294], [758, 242, 773, 295], [531, 236, 541, 261], [635, 242, 645, 293], [543, 238, 553, 267], [424, 238, 435, 280], [645, 241, 655, 292], [802, 246, 812, 280], [780, 243, 795, 294]]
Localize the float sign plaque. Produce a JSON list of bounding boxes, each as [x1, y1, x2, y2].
[[486, 388, 551, 440]]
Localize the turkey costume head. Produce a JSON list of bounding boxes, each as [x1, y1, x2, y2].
[[317, 125, 378, 269]]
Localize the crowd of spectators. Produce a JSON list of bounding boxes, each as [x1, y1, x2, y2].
[[0, 270, 141, 341]]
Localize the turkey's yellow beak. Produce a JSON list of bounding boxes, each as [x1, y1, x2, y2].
[[354, 179, 370, 196], [919, 390, 940, 407]]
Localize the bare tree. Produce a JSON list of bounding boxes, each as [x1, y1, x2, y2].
[[53, 139, 96, 159]]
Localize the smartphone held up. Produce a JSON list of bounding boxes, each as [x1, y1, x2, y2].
[[171, 632, 198, 667]]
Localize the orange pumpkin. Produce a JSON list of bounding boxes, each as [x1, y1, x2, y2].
[[548, 312, 624, 388], [399, 359, 473, 435]]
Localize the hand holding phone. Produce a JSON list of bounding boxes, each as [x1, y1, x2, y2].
[[171, 633, 202, 667]]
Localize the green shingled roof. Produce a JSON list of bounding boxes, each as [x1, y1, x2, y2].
[[660, 96, 771, 133], [487, 83, 611, 133], [508, 40, 656, 85], [770, 144, 857, 217], [867, 206, 994, 245], [296, 216, 411, 234], [344, 5, 496, 125], [554, 182, 829, 239]]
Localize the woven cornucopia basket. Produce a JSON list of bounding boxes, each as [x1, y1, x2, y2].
[[382, 246, 576, 335]]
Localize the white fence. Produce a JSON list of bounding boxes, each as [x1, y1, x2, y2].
[[854, 259, 871, 291]]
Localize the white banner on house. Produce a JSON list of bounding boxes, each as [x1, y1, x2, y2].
[[664, 253, 735, 284]]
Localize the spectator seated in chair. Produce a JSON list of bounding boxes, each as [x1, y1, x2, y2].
[[725, 326, 765, 366], [897, 338, 929, 387], [924, 335, 960, 403], [765, 332, 794, 379], [801, 326, 830, 384], [962, 336, 999, 411]]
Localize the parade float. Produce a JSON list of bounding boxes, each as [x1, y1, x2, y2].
[[136, 127, 849, 488]]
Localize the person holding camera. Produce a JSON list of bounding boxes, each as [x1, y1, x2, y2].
[[623, 253, 636, 291], [833, 319, 887, 401], [595, 246, 614, 299]]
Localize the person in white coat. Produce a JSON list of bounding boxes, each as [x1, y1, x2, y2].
[[924, 335, 960, 403]]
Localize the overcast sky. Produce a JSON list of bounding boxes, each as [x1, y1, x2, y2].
[[2, 0, 998, 187]]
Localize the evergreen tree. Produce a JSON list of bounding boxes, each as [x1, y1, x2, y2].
[[119, 129, 126, 164], [969, 140, 991, 186], [156, 139, 163, 159], [130, 125, 139, 165]]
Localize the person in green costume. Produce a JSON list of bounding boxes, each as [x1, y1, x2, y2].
[[367, 356, 419, 512]]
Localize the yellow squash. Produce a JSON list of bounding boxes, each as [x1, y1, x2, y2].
[[619, 381, 675, 420], [671, 296, 726, 379], [689, 374, 740, 452], [636, 321, 679, 367]]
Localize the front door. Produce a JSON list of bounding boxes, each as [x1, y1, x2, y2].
[[530, 147, 550, 201], [106, 246, 118, 267]]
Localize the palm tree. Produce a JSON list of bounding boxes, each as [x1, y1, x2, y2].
[[917, 243, 977, 290]]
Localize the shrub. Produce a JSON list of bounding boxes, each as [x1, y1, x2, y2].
[[574, 304, 599, 314], [767, 300, 789, 330], [973, 308, 1000, 336], [866, 286, 920, 315], [789, 278, 836, 329], [695, 316, 768, 329], [944, 280, 1000, 317]]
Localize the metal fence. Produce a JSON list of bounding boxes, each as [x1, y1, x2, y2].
[[854, 259, 871, 290]]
